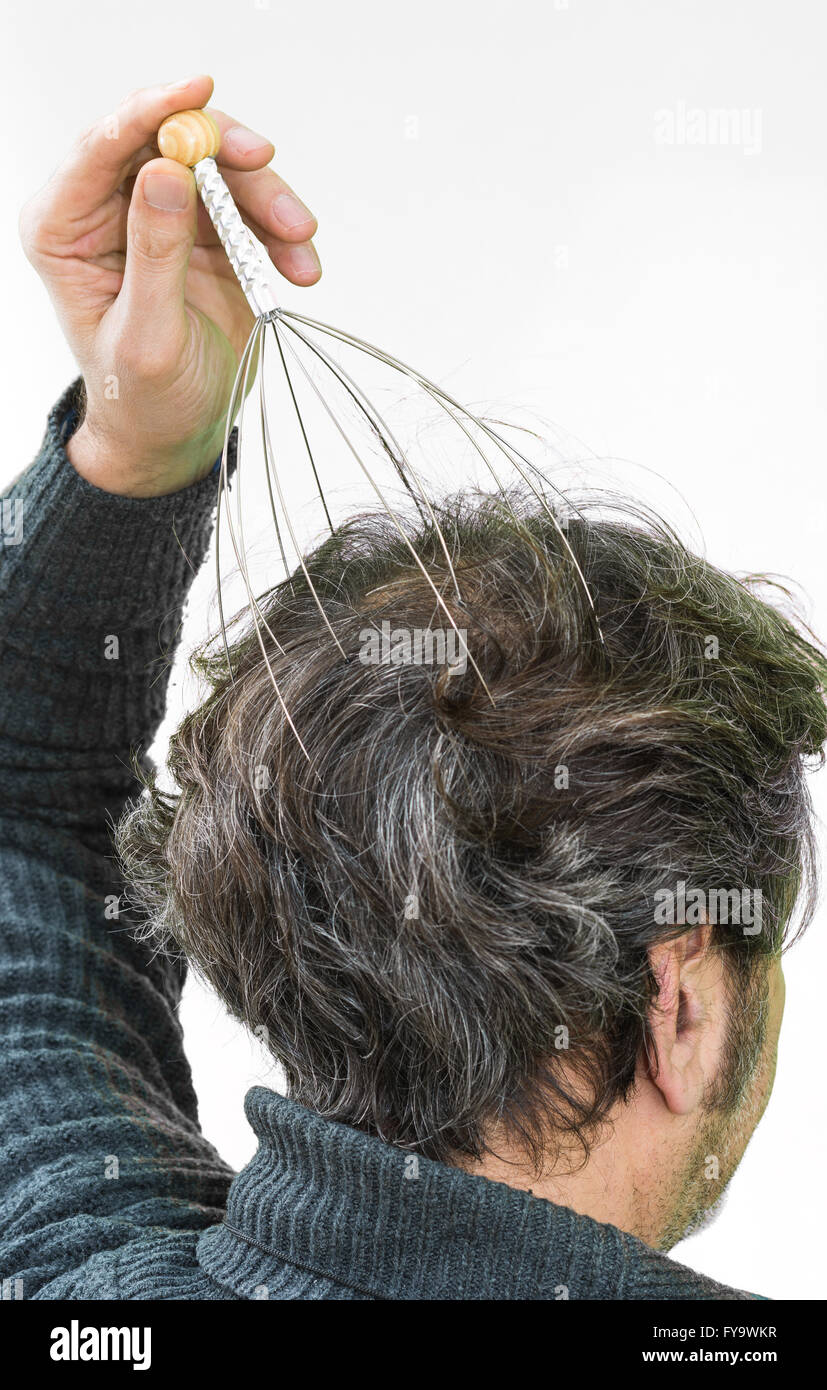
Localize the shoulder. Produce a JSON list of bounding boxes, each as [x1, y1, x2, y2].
[[34, 1230, 241, 1301], [618, 1231, 765, 1301]]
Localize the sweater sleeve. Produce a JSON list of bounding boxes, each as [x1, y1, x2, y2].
[[0, 382, 236, 1299]]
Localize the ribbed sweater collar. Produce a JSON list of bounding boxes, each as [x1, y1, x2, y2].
[[195, 1087, 757, 1301]]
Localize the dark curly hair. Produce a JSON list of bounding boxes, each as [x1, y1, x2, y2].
[[116, 488, 827, 1170]]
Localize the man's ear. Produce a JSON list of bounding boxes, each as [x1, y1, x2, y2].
[[644, 924, 719, 1117]]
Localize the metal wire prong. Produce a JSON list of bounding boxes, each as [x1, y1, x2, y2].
[[216, 315, 314, 764], [259, 352, 292, 587], [271, 319, 334, 534], [276, 313, 463, 605], [216, 316, 262, 681], [273, 317, 493, 704], [279, 308, 605, 647], [279, 319, 429, 524], [277, 320, 563, 631], [220, 323, 298, 660], [259, 321, 347, 658]]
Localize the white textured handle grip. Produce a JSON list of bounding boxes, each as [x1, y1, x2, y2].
[[193, 157, 278, 318]]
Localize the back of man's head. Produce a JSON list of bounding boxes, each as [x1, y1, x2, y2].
[[118, 489, 827, 1190]]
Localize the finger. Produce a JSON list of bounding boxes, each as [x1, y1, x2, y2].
[[242, 213, 323, 285], [117, 157, 197, 358], [191, 202, 321, 286], [39, 75, 214, 231], [219, 162, 318, 247], [206, 108, 276, 169], [272, 238, 322, 286]]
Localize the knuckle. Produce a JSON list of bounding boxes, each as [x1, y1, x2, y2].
[[18, 195, 46, 261], [74, 120, 100, 156], [75, 107, 120, 158], [115, 331, 178, 382], [129, 227, 183, 267]]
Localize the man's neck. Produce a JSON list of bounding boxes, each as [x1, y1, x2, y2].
[[457, 1096, 684, 1250], [461, 1137, 645, 1238]]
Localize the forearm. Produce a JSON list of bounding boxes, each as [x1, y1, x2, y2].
[[0, 385, 237, 1292], [0, 380, 230, 850]]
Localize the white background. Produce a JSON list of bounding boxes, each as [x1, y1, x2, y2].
[[2, 0, 825, 1298]]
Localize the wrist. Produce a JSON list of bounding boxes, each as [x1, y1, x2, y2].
[[66, 416, 224, 498]]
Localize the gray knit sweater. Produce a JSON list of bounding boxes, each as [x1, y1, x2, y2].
[[0, 385, 761, 1301]]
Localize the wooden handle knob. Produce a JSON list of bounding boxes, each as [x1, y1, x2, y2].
[[157, 109, 221, 166]]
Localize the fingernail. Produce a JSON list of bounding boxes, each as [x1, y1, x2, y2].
[[288, 242, 321, 277], [143, 172, 190, 210], [224, 123, 272, 156], [273, 191, 315, 231]]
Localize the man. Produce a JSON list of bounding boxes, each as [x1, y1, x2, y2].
[[1, 77, 823, 1301]]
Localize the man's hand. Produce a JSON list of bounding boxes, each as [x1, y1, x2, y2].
[[19, 76, 321, 497]]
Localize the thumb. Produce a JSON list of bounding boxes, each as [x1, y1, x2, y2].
[[120, 157, 196, 347]]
